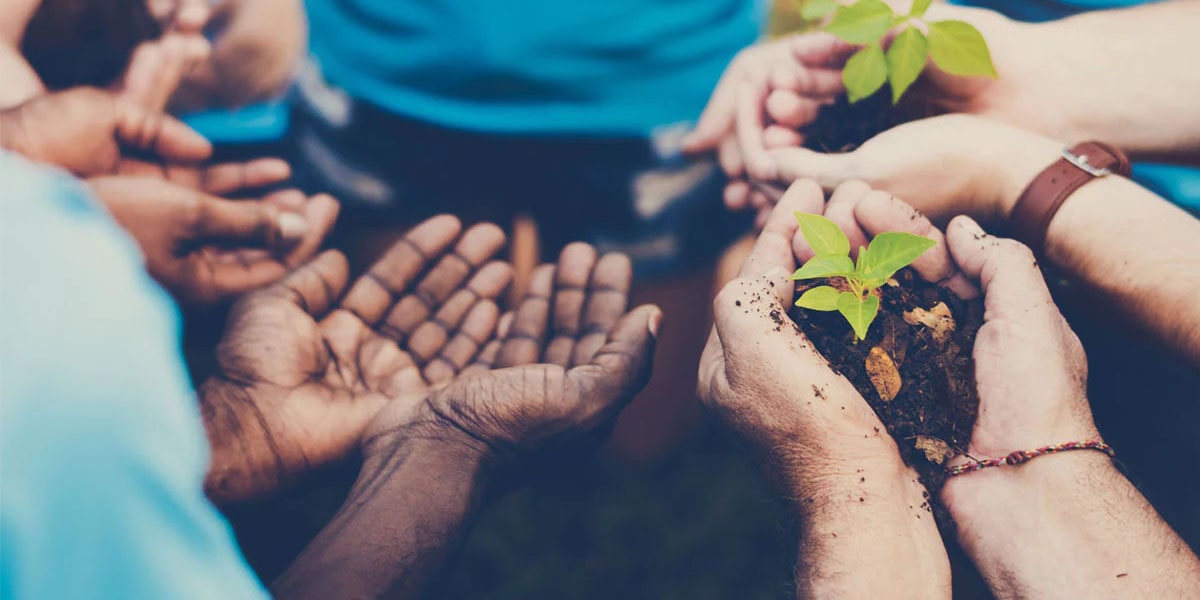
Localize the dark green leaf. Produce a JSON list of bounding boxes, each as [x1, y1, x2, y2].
[[908, 0, 934, 17], [843, 45, 888, 103], [801, 0, 840, 20], [796, 285, 842, 310], [837, 291, 880, 340], [825, 0, 894, 44], [861, 232, 936, 283], [791, 255, 855, 281], [927, 20, 997, 78], [886, 27, 928, 103], [794, 212, 851, 257]]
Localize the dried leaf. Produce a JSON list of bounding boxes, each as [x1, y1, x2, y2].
[[865, 346, 902, 401], [903, 301, 956, 345], [915, 435, 954, 464]]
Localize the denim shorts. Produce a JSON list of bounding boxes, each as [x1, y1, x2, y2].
[[287, 61, 751, 278]]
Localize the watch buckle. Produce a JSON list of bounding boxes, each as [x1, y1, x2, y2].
[[1062, 147, 1112, 177]]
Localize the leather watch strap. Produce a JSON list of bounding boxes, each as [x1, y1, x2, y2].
[[1009, 141, 1131, 256]]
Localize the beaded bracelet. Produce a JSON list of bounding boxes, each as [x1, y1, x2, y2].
[[945, 441, 1116, 478]]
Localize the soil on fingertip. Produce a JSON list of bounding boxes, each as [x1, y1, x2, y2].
[[791, 268, 984, 528]]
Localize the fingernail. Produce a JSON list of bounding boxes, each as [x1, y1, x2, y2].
[[648, 310, 663, 338], [278, 213, 308, 241], [262, 160, 291, 180]]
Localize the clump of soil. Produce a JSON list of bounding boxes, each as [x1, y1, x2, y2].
[[801, 88, 936, 153], [791, 268, 983, 522]]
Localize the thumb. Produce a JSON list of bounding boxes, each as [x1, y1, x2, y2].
[[569, 304, 663, 414], [766, 147, 860, 191], [191, 196, 308, 250]]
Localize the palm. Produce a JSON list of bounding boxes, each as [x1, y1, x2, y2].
[[202, 217, 512, 502]]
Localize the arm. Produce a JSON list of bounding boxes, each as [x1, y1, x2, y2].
[[698, 182, 950, 598]]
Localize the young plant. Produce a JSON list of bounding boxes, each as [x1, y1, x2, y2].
[[791, 213, 935, 340], [799, 0, 997, 103]]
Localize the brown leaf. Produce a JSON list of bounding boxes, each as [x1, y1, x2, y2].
[[903, 302, 956, 345], [915, 435, 954, 464], [865, 346, 902, 401]]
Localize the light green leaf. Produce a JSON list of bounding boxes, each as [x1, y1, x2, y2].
[[843, 45, 888, 103], [861, 232, 936, 284], [794, 212, 851, 257], [796, 285, 842, 310], [886, 27, 928, 103], [837, 291, 880, 340], [908, 0, 934, 18], [791, 255, 855, 281], [927, 20, 997, 78], [824, 0, 894, 44], [855, 245, 868, 274], [801, 0, 840, 20]]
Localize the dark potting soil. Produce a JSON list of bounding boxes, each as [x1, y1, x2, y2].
[[791, 268, 984, 525], [801, 88, 935, 153]]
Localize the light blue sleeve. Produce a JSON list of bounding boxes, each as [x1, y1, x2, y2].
[[0, 153, 269, 600]]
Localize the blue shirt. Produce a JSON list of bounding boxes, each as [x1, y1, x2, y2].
[[0, 153, 268, 600], [304, 0, 762, 136], [951, 0, 1199, 212]]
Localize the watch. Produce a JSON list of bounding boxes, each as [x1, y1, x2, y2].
[[1009, 141, 1131, 256]]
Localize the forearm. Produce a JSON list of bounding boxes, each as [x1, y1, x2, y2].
[[272, 435, 489, 600], [780, 447, 950, 598], [943, 449, 1200, 598]]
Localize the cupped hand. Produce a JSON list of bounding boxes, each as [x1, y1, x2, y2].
[[87, 175, 337, 306], [201, 216, 514, 501], [363, 242, 661, 482], [0, 87, 212, 177]]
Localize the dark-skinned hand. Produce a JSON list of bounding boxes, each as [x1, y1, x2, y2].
[[200, 216, 514, 502], [88, 175, 338, 306], [362, 242, 662, 483]]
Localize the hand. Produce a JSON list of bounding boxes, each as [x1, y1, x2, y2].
[[172, 0, 307, 110], [117, 155, 292, 194], [0, 87, 212, 177], [201, 216, 514, 501], [120, 0, 212, 112], [87, 175, 338, 306], [761, 114, 1063, 227], [363, 242, 661, 482], [681, 33, 849, 212]]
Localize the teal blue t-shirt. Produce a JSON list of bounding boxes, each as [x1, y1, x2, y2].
[[304, 0, 762, 136], [950, 0, 1199, 211], [0, 153, 268, 600]]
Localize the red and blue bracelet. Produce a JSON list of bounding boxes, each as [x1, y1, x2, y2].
[[946, 441, 1116, 478]]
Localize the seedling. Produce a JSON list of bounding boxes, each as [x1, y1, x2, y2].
[[799, 0, 997, 103], [791, 213, 935, 340]]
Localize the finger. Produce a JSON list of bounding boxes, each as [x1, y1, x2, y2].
[[738, 180, 826, 305], [272, 250, 350, 317], [854, 191, 979, 299], [682, 65, 741, 153], [947, 217, 1052, 319], [544, 243, 598, 367], [414, 223, 507, 309], [772, 179, 830, 265], [765, 90, 823, 130], [791, 32, 858, 69], [204, 255, 290, 299], [724, 180, 751, 211], [116, 100, 212, 163], [282, 193, 340, 266], [342, 215, 463, 325], [395, 261, 512, 355], [567, 304, 662, 421], [766, 147, 860, 192], [823, 183, 871, 259], [571, 253, 633, 367], [263, 189, 308, 212], [737, 81, 776, 181], [460, 338, 503, 379], [718, 135, 744, 179], [190, 194, 299, 249], [200, 158, 292, 195], [763, 124, 804, 149], [423, 300, 501, 385], [496, 264, 555, 368]]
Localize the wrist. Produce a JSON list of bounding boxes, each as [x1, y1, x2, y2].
[[991, 131, 1064, 223]]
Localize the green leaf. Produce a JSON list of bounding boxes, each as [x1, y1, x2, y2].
[[824, 0, 894, 44], [861, 232, 937, 284], [855, 245, 868, 274], [926, 20, 998, 78], [791, 255, 855, 281], [843, 45, 888, 103], [794, 213, 850, 257], [886, 27, 928, 103], [801, 0, 840, 20], [837, 291, 880, 340], [908, 0, 934, 17], [796, 285, 842, 311]]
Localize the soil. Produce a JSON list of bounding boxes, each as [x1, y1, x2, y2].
[[790, 268, 984, 525], [801, 88, 935, 153]]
